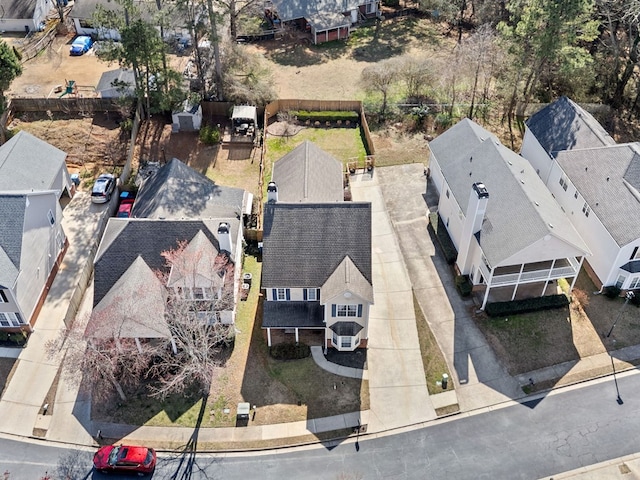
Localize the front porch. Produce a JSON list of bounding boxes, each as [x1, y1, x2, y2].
[[476, 256, 584, 309]]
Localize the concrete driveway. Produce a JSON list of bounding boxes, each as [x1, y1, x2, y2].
[[373, 164, 522, 412]]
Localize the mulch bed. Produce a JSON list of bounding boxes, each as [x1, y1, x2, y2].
[[325, 349, 368, 370]]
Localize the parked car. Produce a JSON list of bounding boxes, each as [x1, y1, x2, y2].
[[93, 445, 156, 475], [91, 174, 116, 204], [70, 36, 93, 56], [117, 198, 135, 218]]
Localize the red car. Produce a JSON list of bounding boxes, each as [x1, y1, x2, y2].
[[117, 198, 135, 218], [93, 445, 156, 475]]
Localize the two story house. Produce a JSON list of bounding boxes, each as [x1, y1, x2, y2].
[[87, 158, 250, 346], [0, 131, 73, 332], [261, 141, 373, 352], [521, 96, 640, 291], [429, 119, 590, 309]]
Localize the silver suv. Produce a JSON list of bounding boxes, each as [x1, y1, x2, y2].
[[91, 174, 116, 204]]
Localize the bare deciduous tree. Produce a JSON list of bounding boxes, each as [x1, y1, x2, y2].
[[361, 58, 401, 119]]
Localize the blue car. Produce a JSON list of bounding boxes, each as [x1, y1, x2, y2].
[[70, 36, 93, 56]]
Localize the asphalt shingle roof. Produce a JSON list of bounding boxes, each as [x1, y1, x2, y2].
[[555, 143, 640, 247], [272, 141, 344, 203], [0, 131, 67, 193], [88, 256, 172, 339], [271, 0, 357, 28], [526, 96, 615, 155], [0, 195, 26, 279], [431, 119, 589, 267], [321, 255, 373, 303], [93, 218, 239, 306], [262, 202, 372, 288], [132, 158, 246, 219]]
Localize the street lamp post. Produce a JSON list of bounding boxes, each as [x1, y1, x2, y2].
[[605, 291, 635, 338]]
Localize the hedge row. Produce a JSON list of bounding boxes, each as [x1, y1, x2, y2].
[[428, 213, 457, 265], [455, 275, 472, 297], [485, 294, 569, 317], [292, 110, 360, 123], [270, 342, 311, 360]]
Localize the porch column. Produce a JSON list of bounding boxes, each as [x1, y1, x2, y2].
[[135, 337, 142, 354], [267, 327, 272, 347], [511, 263, 526, 301], [295, 328, 299, 344], [481, 268, 495, 309], [542, 258, 557, 296], [568, 256, 585, 292]]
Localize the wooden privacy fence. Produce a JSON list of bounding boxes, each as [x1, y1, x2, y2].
[[263, 99, 375, 155], [8, 97, 127, 112]]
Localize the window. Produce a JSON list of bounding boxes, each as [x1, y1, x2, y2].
[[582, 203, 590, 217], [365, 0, 375, 14], [306, 288, 317, 301], [0, 312, 24, 327], [337, 305, 357, 317], [559, 176, 568, 191], [277, 288, 286, 300], [341, 337, 352, 348], [193, 288, 204, 300], [78, 19, 93, 28], [630, 277, 640, 289], [0, 290, 7, 303], [631, 246, 639, 261], [47, 210, 55, 226], [616, 275, 625, 289]]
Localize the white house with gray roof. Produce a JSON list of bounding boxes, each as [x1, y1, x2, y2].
[[429, 118, 590, 309], [262, 142, 373, 352], [0, 191, 66, 331], [0, 0, 52, 32], [0, 131, 72, 332], [521, 96, 640, 290]]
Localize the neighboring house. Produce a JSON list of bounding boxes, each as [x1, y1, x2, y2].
[[428, 118, 590, 309], [96, 68, 136, 99], [0, 192, 66, 331], [0, 0, 52, 33], [0, 130, 75, 200], [70, 0, 190, 40], [521, 96, 640, 290], [0, 132, 73, 332], [267, 0, 378, 44], [87, 158, 249, 344], [261, 141, 373, 352]]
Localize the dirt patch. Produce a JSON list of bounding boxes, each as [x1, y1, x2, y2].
[[0, 357, 19, 399], [8, 111, 129, 182], [133, 118, 262, 198]]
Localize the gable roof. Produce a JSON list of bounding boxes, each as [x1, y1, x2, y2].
[[132, 158, 246, 219], [525, 96, 615, 155], [166, 230, 225, 289], [96, 69, 136, 98], [321, 255, 373, 303], [432, 119, 589, 267], [1, 0, 40, 20], [272, 141, 344, 203], [93, 218, 238, 306], [555, 143, 640, 247], [262, 202, 371, 288], [0, 131, 67, 193], [428, 118, 499, 164], [87, 256, 172, 339], [271, 0, 358, 28]]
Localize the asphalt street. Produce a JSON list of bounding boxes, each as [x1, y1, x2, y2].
[[3, 369, 639, 480]]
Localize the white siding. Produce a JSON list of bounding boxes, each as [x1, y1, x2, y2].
[[521, 128, 555, 183]]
